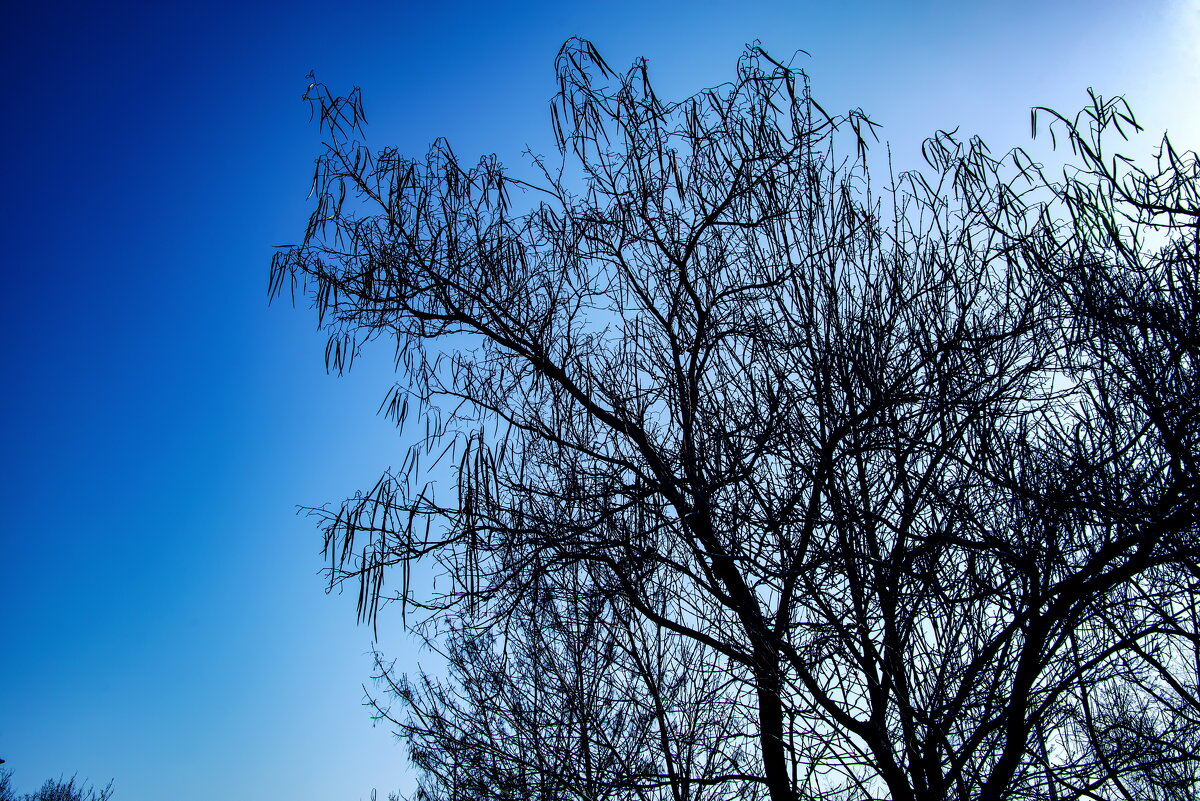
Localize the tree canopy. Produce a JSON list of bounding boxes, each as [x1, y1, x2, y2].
[[0, 770, 113, 801], [273, 39, 1200, 801]]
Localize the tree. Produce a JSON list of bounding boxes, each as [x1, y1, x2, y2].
[[272, 40, 1200, 801], [0, 769, 113, 801]]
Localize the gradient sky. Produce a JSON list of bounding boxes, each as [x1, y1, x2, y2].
[[2, 1, 1198, 799]]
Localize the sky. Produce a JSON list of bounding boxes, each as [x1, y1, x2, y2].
[[1, 1, 1197, 799]]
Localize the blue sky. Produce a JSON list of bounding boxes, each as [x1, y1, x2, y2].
[[1, 1, 1197, 799]]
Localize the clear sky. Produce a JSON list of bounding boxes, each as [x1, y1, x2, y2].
[[1, 1, 1197, 799]]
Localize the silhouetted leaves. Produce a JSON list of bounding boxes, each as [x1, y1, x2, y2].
[[275, 38, 1200, 801]]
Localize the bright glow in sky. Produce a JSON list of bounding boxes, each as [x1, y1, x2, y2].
[[1163, 0, 1200, 135], [1177, 0, 1200, 81], [1, 1, 1197, 799]]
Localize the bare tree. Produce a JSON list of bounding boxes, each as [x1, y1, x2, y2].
[[272, 40, 1200, 801], [0, 769, 113, 801], [1005, 96, 1200, 801]]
